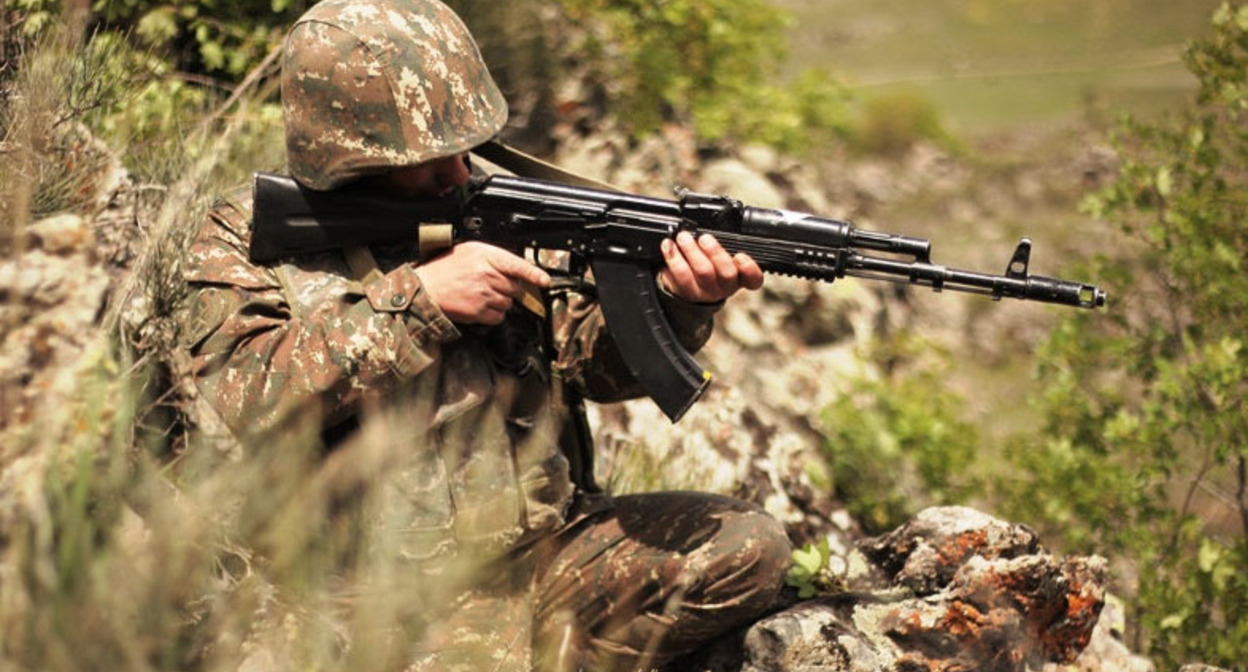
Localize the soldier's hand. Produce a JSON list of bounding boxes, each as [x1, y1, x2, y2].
[[414, 242, 551, 325], [659, 231, 764, 304]]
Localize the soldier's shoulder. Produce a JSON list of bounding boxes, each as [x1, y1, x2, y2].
[[207, 183, 256, 241], [185, 183, 275, 289]]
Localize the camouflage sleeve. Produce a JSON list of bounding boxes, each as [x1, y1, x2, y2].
[[182, 196, 460, 437], [550, 284, 719, 404]]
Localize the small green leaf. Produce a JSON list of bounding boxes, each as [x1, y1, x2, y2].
[[1189, 126, 1205, 149], [792, 545, 823, 575], [1213, 2, 1232, 26], [785, 563, 812, 581], [1198, 539, 1223, 574], [1156, 166, 1173, 197], [200, 41, 225, 71], [1159, 612, 1186, 630], [136, 6, 179, 45]]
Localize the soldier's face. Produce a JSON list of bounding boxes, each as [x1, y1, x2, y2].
[[374, 152, 472, 199]]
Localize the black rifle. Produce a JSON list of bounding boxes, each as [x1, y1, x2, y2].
[[250, 171, 1105, 421]]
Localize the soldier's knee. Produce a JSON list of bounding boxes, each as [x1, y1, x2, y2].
[[735, 508, 793, 585], [700, 505, 792, 607]]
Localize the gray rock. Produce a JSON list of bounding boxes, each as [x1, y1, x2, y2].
[[694, 599, 889, 672], [27, 213, 90, 255], [686, 507, 1109, 672], [858, 505, 1042, 595]]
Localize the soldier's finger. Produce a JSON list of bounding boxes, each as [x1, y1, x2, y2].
[[482, 291, 513, 315], [675, 231, 716, 283], [734, 253, 765, 291], [478, 305, 509, 325], [486, 274, 523, 302], [697, 234, 740, 290], [661, 236, 695, 292], [491, 249, 552, 288]]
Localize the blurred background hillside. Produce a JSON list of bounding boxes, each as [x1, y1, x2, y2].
[[777, 0, 1223, 133], [2, 0, 1245, 670]]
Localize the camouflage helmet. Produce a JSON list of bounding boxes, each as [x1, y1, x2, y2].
[[281, 0, 508, 190]]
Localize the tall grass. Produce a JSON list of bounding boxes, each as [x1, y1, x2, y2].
[[0, 11, 509, 670]]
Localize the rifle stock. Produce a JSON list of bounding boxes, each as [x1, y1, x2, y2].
[[250, 171, 1106, 421], [249, 172, 462, 262]]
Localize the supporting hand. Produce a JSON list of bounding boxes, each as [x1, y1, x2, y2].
[[658, 231, 765, 304]]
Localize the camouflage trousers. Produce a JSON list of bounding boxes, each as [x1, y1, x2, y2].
[[410, 491, 791, 672], [529, 491, 792, 672]]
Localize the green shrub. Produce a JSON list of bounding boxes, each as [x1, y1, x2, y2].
[[555, 0, 852, 151], [77, 0, 290, 183], [696, 67, 854, 155], [996, 3, 1248, 667], [91, 0, 303, 78], [820, 333, 982, 534], [852, 90, 955, 156]]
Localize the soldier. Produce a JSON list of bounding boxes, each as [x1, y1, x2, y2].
[[181, 0, 793, 669]]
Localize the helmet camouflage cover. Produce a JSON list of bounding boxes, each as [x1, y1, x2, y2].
[[282, 0, 509, 190]]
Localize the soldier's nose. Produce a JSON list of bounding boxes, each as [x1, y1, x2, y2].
[[436, 153, 472, 195]]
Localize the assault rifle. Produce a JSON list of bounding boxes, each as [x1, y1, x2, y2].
[[250, 171, 1105, 422]]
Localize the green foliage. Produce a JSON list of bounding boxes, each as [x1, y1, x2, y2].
[[3, 1, 286, 190], [996, 3, 1248, 667], [555, 0, 852, 152], [8, 0, 60, 37], [1140, 526, 1248, 665], [821, 333, 982, 534], [9, 0, 296, 79], [785, 537, 845, 598], [79, 0, 291, 181], [852, 90, 956, 156], [73, 33, 218, 183], [697, 68, 855, 156], [91, 0, 303, 78]]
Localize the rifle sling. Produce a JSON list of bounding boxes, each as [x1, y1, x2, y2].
[[342, 245, 384, 287], [473, 140, 619, 191], [474, 140, 615, 486]]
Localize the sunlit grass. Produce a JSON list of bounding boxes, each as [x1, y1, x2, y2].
[[0, 15, 471, 671]]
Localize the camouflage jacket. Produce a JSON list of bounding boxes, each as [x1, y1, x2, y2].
[[181, 185, 720, 556]]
